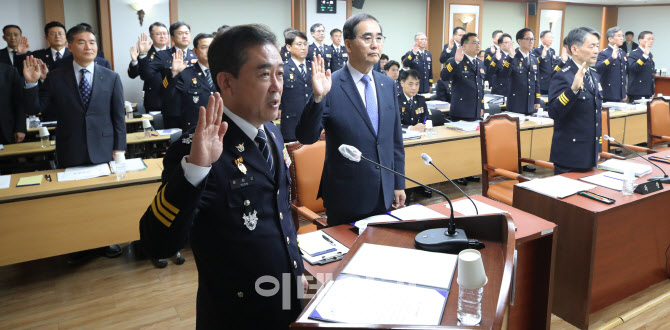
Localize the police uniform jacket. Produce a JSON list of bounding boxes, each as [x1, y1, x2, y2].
[[163, 63, 216, 130], [548, 60, 603, 169], [627, 47, 655, 98], [439, 42, 459, 64], [398, 93, 428, 128], [280, 44, 291, 63], [139, 118, 304, 329], [440, 56, 485, 121], [533, 45, 557, 92], [486, 54, 510, 96], [595, 46, 627, 102], [403, 50, 433, 93], [308, 43, 333, 71], [280, 59, 312, 141], [435, 78, 451, 102], [499, 49, 541, 114], [483, 44, 499, 68], [139, 46, 197, 113], [330, 44, 348, 72]]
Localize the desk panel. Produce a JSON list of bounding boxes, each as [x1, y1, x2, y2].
[[404, 136, 481, 188], [530, 127, 553, 161], [623, 114, 647, 145], [609, 116, 626, 143]]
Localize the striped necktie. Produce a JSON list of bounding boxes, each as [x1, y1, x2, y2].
[[299, 63, 306, 80], [255, 129, 273, 174], [205, 68, 214, 90], [360, 75, 378, 135]]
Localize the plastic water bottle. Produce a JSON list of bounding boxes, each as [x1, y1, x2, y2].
[[457, 249, 487, 326], [458, 286, 483, 325], [425, 119, 434, 138], [622, 167, 635, 196], [115, 152, 127, 180]]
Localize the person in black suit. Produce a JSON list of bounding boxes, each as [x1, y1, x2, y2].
[[383, 60, 401, 95], [297, 14, 406, 226], [279, 30, 312, 142], [440, 27, 465, 64], [329, 28, 348, 72], [308, 23, 333, 71], [1, 25, 29, 74], [23, 24, 126, 257], [596, 27, 627, 102], [140, 24, 307, 329], [441, 32, 485, 122], [487, 33, 513, 97], [164, 33, 216, 131], [129, 22, 169, 117], [398, 69, 428, 130], [533, 30, 558, 95], [139, 21, 197, 128], [0, 63, 26, 144], [31, 22, 70, 71], [483, 29, 502, 68], [280, 27, 296, 63], [549, 27, 603, 175], [403, 33, 433, 93], [627, 31, 655, 102], [622, 31, 639, 55], [498, 28, 541, 115]]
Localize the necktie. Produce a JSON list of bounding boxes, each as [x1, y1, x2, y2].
[[205, 68, 214, 90], [55, 51, 62, 61], [319, 45, 324, 55], [255, 129, 273, 174], [360, 75, 378, 135], [10, 50, 16, 65], [79, 69, 92, 109], [585, 69, 595, 92], [299, 63, 306, 80]]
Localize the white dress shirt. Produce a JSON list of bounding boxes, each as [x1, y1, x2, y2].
[[346, 61, 377, 107], [73, 61, 95, 87]]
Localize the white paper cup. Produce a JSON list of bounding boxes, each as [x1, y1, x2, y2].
[[142, 119, 152, 129], [125, 104, 134, 113], [624, 167, 635, 180], [38, 127, 50, 137], [425, 119, 433, 129], [114, 152, 126, 164], [457, 249, 488, 290]]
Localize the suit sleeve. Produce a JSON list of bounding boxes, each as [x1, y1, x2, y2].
[[439, 44, 451, 64], [392, 89, 405, 190], [296, 95, 326, 144], [10, 68, 26, 134], [485, 58, 498, 82], [548, 71, 578, 122], [627, 52, 647, 73], [595, 51, 614, 74], [163, 72, 184, 118], [128, 61, 140, 79], [111, 73, 127, 150], [551, 60, 565, 78], [402, 51, 414, 68]]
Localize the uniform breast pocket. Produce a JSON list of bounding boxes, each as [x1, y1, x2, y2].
[[285, 82, 295, 89], [226, 184, 262, 210]]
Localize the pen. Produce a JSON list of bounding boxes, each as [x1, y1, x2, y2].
[[44, 174, 51, 182], [603, 175, 623, 181], [322, 234, 336, 246], [423, 116, 427, 125]]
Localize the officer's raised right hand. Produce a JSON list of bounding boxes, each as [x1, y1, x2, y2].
[[138, 32, 152, 55], [188, 93, 228, 167], [312, 54, 332, 103], [571, 62, 588, 92], [454, 46, 464, 62], [561, 46, 569, 62]]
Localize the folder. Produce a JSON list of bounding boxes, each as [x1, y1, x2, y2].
[[17, 175, 42, 187]]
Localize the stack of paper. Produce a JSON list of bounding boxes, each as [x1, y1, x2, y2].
[[445, 120, 480, 132], [109, 158, 147, 173], [579, 172, 624, 191], [17, 175, 42, 187], [527, 117, 553, 125], [57, 163, 111, 182], [156, 128, 181, 136], [598, 159, 652, 177], [425, 100, 449, 110], [484, 94, 505, 105], [389, 204, 446, 220], [298, 230, 349, 265], [500, 111, 527, 122], [516, 176, 596, 199], [402, 129, 422, 140], [445, 199, 508, 216], [0, 175, 10, 189], [353, 214, 398, 234], [603, 102, 637, 111]]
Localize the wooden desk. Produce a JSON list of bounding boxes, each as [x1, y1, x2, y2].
[[512, 150, 670, 329], [303, 195, 557, 329], [126, 131, 171, 145], [26, 126, 56, 134], [0, 159, 163, 266], [0, 141, 55, 158], [125, 115, 154, 124], [655, 75, 670, 96]]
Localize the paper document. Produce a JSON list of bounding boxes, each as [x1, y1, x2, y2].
[[402, 129, 421, 140], [109, 158, 147, 173], [298, 231, 349, 265], [353, 214, 398, 234], [57, 163, 111, 182], [516, 176, 596, 199], [527, 117, 553, 125], [0, 175, 12, 189], [445, 199, 507, 216], [17, 175, 42, 187], [598, 159, 652, 177], [579, 172, 625, 191], [500, 111, 526, 122], [445, 120, 480, 132], [156, 128, 182, 136], [389, 204, 445, 220], [426, 100, 449, 110]]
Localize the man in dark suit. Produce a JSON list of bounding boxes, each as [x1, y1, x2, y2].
[[441, 32, 485, 121], [280, 27, 296, 63], [128, 22, 169, 80], [297, 14, 406, 226], [330, 28, 348, 72], [0, 63, 26, 144], [487, 33, 513, 97], [596, 27, 627, 102], [499, 28, 541, 115], [139, 21, 197, 128], [403, 33, 433, 93], [140, 24, 306, 329], [279, 31, 312, 142], [533, 30, 558, 95], [1, 25, 29, 74], [163, 33, 215, 131], [23, 24, 126, 257], [549, 27, 603, 175], [622, 31, 638, 55], [483, 29, 502, 68], [308, 23, 333, 71], [440, 27, 465, 64], [31, 22, 70, 71], [627, 31, 655, 102], [398, 69, 428, 130]]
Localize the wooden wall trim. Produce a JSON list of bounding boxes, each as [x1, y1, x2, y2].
[[601, 6, 618, 49], [534, 1, 566, 48], [169, 0, 178, 25], [44, 0, 65, 25], [292, 0, 307, 32], [346, 0, 352, 18], [427, 0, 445, 84], [98, 0, 114, 70]]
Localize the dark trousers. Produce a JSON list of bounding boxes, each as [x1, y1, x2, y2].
[[325, 185, 387, 227], [164, 116, 182, 130], [554, 164, 593, 175]]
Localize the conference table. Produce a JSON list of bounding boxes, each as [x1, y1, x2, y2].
[[302, 195, 557, 329], [512, 149, 670, 329]]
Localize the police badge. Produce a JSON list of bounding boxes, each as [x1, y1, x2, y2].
[[193, 95, 199, 103], [243, 210, 258, 231]]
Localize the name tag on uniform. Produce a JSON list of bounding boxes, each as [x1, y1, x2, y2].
[[533, 64, 537, 70], [342, 53, 348, 57], [230, 176, 256, 190]]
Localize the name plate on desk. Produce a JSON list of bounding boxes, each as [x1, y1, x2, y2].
[[634, 180, 663, 195]]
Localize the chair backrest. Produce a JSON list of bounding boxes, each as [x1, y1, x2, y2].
[[152, 113, 165, 130], [429, 109, 446, 127], [287, 140, 326, 216], [485, 104, 502, 115], [480, 114, 521, 178], [601, 108, 610, 152], [647, 97, 670, 148]]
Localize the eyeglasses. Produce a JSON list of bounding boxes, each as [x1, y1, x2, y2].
[[355, 35, 386, 45], [464, 42, 481, 45], [49, 32, 64, 37], [152, 32, 169, 36], [417, 38, 427, 41], [522, 38, 535, 42], [292, 42, 307, 47]]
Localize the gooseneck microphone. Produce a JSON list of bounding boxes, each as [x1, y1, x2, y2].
[[603, 135, 670, 184], [338, 144, 484, 253], [421, 153, 478, 215]]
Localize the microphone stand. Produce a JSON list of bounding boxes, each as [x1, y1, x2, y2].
[[606, 136, 670, 184], [427, 160, 479, 215]]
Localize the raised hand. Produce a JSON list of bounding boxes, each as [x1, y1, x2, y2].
[[490, 44, 495, 54], [454, 46, 464, 62], [509, 46, 516, 58], [542, 45, 548, 58], [448, 38, 454, 50], [188, 93, 228, 167], [311, 55, 332, 103], [130, 45, 139, 62], [611, 44, 618, 59], [643, 46, 650, 56], [571, 62, 588, 92], [17, 37, 30, 55], [412, 43, 420, 54], [38, 59, 48, 81], [171, 49, 187, 76], [138, 32, 152, 55], [23, 55, 44, 84], [561, 46, 569, 62]]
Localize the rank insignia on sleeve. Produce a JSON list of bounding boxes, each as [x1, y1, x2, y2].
[[408, 55, 412, 60]]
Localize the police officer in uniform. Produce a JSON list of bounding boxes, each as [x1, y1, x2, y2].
[[403, 33, 433, 93], [440, 27, 465, 64], [440, 32, 485, 121], [329, 28, 348, 72], [383, 60, 401, 95], [163, 33, 216, 131], [398, 69, 428, 130], [596, 27, 627, 102], [140, 21, 197, 128], [533, 30, 558, 95], [483, 30, 502, 68], [129, 23, 169, 115], [308, 23, 333, 71], [139, 24, 306, 329], [549, 27, 603, 175], [280, 31, 312, 142], [488, 33, 513, 96], [499, 28, 541, 115], [627, 31, 655, 102], [280, 28, 296, 63]]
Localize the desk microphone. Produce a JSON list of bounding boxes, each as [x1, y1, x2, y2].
[[421, 153, 478, 215], [603, 135, 670, 184], [338, 144, 484, 254]]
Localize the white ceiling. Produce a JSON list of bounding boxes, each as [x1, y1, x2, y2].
[[551, 0, 670, 5]]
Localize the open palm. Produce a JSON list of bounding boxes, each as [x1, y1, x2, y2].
[[311, 55, 332, 103], [188, 93, 228, 167]]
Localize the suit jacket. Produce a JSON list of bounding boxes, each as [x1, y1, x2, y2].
[[32, 48, 71, 71], [139, 46, 198, 113], [296, 66, 405, 226], [139, 119, 303, 328], [24, 59, 126, 168], [439, 42, 459, 64], [0, 47, 25, 76], [622, 41, 638, 54], [308, 43, 333, 71], [403, 50, 434, 93], [0, 64, 25, 144], [483, 44, 499, 68], [533, 45, 558, 92], [435, 78, 451, 102], [627, 47, 655, 97], [279, 59, 312, 141], [398, 94, 428, 128], [163, 64, 216, 130], [548, 62, 603, 169], [440, 57, 485, 121], [330, 45, 348, 72], [595, 46, 627, 102], [498, 49, 541, 114]]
